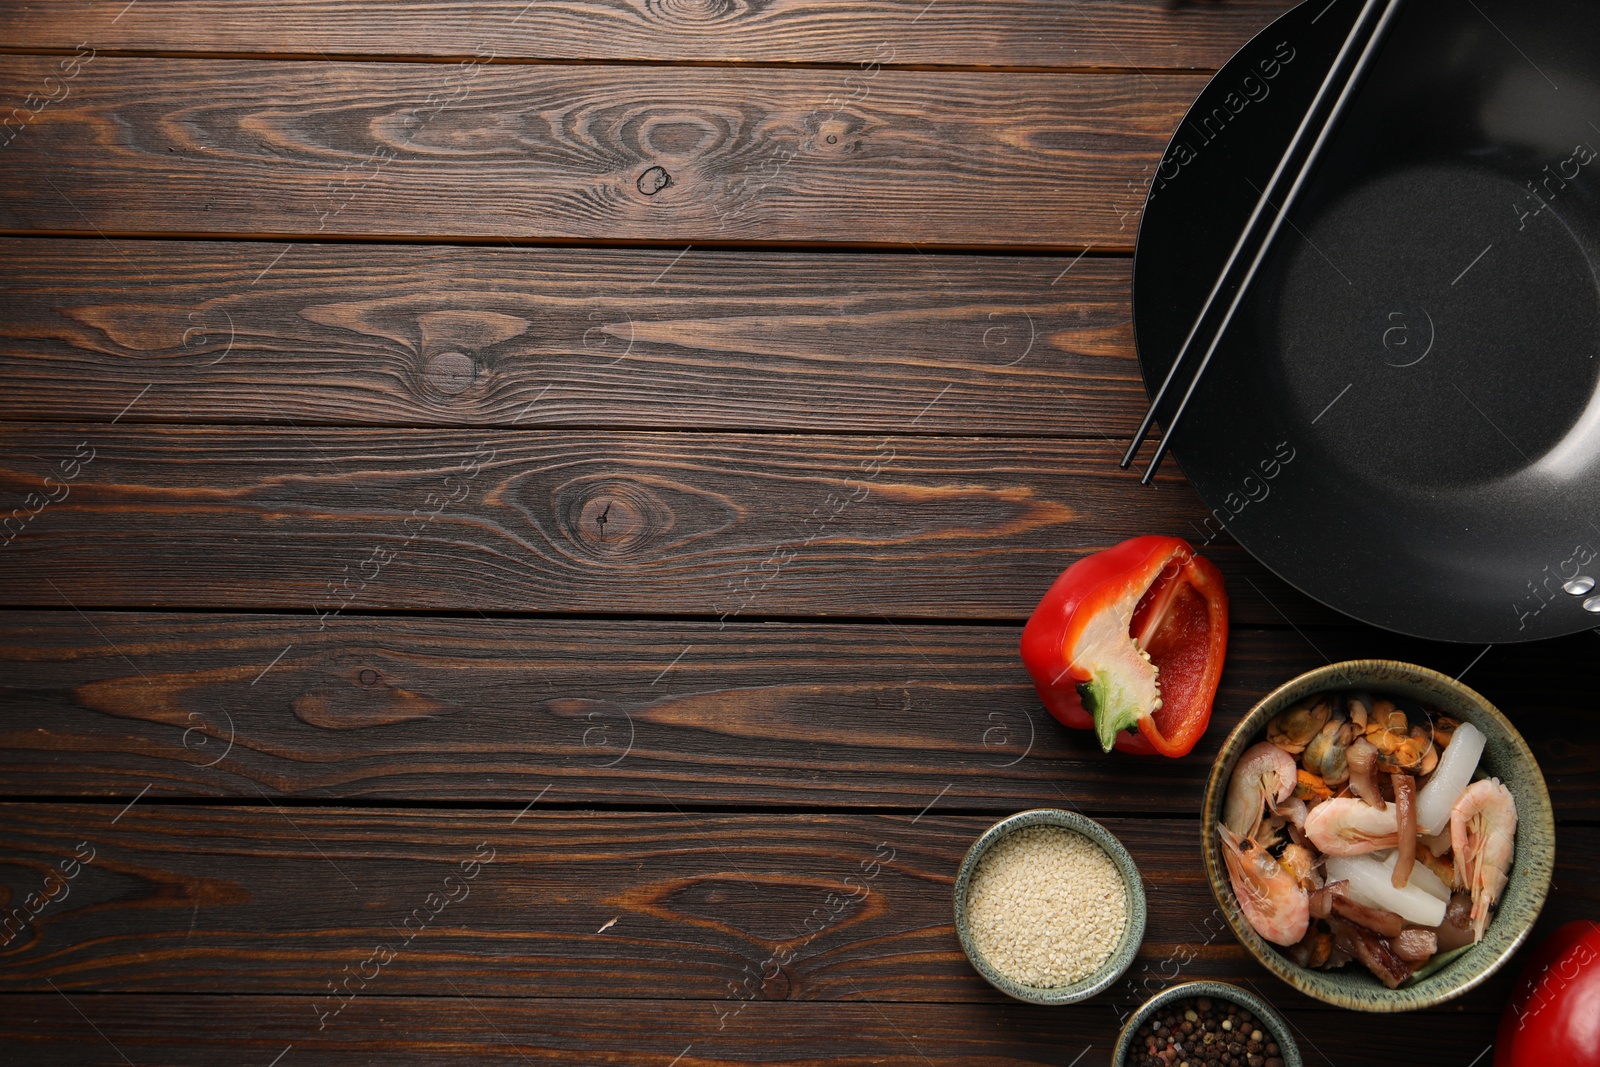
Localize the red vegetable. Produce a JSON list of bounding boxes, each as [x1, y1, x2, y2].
[[1496, 920, 1600, 1067], [1019, 535, 1228, 757]]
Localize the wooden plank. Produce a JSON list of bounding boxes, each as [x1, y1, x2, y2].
[[0, 424, 1332, 624], [0, 58, 1192, 248], [2, 613, 1594, 817], [0, 994, 1499, 1067], [0, 993, 1502, 1067], [1, 804, 1589, 1012], [0, 0, 1297, 70], [0, 239, 1143, 436]]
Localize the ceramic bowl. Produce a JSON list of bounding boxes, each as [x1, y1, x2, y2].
[[953, 808, 1146, 1005], [1201, 659, 1555, 1011], [1113, 980, 1302, 1067]]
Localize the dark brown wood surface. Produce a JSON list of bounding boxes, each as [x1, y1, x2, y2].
[[4, 804, 1593, 1012], [0, 0, 1297, 68], [2, 1, 1595, 1065], [0, 425, 1337, 625], [0, 240, 1140, 435], [0, 996, 1503, 1067], [2, 613, 1595, 815], [0, 58, 1187, 248]]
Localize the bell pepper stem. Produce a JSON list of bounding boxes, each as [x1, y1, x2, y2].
[[1078, 669, 1149, 753]]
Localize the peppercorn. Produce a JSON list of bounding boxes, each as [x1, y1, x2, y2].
[[1128, 997, 1288, 1067]]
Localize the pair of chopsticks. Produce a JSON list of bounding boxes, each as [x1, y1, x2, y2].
[[1121, 0, 1408, 484]]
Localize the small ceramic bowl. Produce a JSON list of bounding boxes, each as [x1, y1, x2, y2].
[[1202, 659, 1555, 1011], [1113, 980, 1302, 1067], [953, 808, 1146, 1005]]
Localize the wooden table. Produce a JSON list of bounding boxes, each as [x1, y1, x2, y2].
[[1, 2, 1594, 1063]]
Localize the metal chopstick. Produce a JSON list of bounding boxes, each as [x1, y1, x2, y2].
[[1122, 0, 1406, 483]]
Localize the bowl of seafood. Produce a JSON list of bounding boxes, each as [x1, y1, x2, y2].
[[1201, 660, 1554, 1011]]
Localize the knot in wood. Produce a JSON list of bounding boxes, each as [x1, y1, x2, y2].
[[636, 166, 673, 196], [560, 478, 669, 557], [809, 115, 862, 153], [425, 350, 476, 395], [358, 669, 380, 687]]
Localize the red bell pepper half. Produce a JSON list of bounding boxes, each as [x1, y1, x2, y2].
[[1496, 920, 1600, 1067], [1020, 535, 1228, 757]]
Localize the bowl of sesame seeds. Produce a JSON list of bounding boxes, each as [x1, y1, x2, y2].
[[1113, 981, 1301, 1067], [953, 808, 1146, 1005]]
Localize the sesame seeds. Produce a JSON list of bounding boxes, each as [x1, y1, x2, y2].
[[965, 825, 1128, 988]]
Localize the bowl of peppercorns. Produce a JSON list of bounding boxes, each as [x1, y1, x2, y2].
[[1114, 980, 1300, 1067]]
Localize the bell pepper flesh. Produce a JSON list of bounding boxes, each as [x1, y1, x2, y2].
[[1495, 920, 1600, 1067], [1020, 535, 1228, 757]]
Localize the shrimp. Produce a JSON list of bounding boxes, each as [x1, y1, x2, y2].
[[1451, 778, 1517, 942], [1304, 797, 1400, 855], [1224, 741, 1298, 839], [1216, 823, 1309, 947]]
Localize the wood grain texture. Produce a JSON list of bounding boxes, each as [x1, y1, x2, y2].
[[0, 994, 1502, 1067], [0, 239, 1144, 435], [1, 804, 1590, 1013], [0, 58, 1190, 247], [0, 3, 1584, 1064], [3, 612, 1596, 816], [0, 424, 1333, 624], [0, 0, 1298, 70]]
